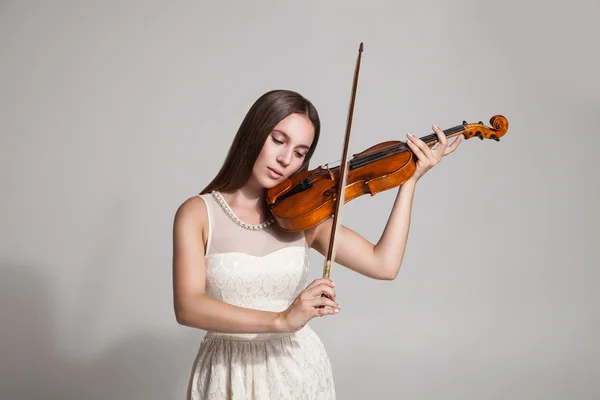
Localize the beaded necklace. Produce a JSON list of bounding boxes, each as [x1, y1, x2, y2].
[[211, 191, 274, 231]]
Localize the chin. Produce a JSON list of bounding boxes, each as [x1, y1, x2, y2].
[[260, 178, 281, 190], [250, 167, 287, 191]]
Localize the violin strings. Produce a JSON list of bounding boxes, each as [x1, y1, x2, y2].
[[418, 125, 465, 143], [317, 125, 467, 171], [349, 144, 408, 169], [349, 125, 466, 169]]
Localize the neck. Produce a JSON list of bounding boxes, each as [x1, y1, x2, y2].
[[349, 124, 466, 170], [233, 185, 265, 203], [222, 180, 270, 218], [419, 124, 465, 145]]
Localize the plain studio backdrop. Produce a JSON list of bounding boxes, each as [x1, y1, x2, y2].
[[1, 1, 598, 399]]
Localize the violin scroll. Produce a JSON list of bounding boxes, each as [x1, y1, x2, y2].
[[461, 115, 508, 142]]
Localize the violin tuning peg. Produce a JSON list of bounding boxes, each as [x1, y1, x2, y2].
[[462, 120, 467, 125], [478, 121, 483, 124], [491, 134, 500, 142], [476, 131, 484, 140]]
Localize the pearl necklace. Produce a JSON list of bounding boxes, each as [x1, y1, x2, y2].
[[211, 191, 274, 231]]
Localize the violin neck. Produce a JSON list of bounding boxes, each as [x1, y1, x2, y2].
[[420, 124, 465, 145], [348, 124, 466, 170]]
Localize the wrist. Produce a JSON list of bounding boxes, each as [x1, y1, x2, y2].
[[403, 177, 418, 188], [273, 311, 290, 333]]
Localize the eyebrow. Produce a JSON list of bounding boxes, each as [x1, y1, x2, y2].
[[272, 129, 311, 150]]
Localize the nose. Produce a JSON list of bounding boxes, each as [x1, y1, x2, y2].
[[276, 148, 293, 167]]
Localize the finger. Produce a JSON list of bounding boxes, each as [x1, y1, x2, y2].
[[407, 133, 436, 161], [310, 296, 340, 310], [444, 134, 463, 155], [432, 125, 448, 147], [406, 135, 427, 161], [307, 290, 336, 305], [305, 284, 336, 300], [314, 306, 339, 318], [441, 135, 461, 157], [432, 125, 449, 160], [312, 285, 336, 301]]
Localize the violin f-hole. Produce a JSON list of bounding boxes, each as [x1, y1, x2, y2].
[[323, 188, 336, 198]]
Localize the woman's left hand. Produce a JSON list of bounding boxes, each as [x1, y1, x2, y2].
[[405, 124, 463, 183]]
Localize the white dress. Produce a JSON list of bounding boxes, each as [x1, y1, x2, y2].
[[187, 191, 336, 400]]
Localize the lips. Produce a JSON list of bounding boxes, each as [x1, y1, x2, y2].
[[267, 167, 283, 178]]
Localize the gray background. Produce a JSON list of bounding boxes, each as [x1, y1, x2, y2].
[[1, 1, 598, 399]]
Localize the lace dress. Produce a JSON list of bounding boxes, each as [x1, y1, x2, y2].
[[187, 191, 336, 400]]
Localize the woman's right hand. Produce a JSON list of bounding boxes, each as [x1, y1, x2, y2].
[[275, 278, 341, 333]]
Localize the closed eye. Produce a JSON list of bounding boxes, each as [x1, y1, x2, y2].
[[272, 135, 306, 158]]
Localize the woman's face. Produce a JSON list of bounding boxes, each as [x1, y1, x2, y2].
[[251, 113, 315, 189]]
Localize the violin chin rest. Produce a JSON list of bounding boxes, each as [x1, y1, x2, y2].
[[266, 179, 292, 205]]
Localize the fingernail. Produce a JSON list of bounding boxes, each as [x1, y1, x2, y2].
[[334, 308, 340, 313], [407, 133, 413, 137], [433, 125, 439, 129]]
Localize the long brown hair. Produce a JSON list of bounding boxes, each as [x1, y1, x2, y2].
[[200, 89, 321, 195]]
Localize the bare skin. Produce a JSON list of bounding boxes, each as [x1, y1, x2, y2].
[[172, 114, 463, 334]]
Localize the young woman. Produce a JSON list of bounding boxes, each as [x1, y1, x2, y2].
[[172, 89, 463, 399]]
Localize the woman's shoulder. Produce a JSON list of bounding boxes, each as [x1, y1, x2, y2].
[[173, 195, 209, 232]]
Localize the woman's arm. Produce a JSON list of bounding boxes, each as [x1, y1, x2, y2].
[[305, 179, 416, 280], [305, 126, 463, 280], [172, 197, 283, 333], [172, 197, 339, 334]]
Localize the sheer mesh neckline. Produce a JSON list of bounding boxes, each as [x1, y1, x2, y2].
[[210, 190, 274, 231]]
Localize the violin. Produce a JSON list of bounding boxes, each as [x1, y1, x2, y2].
[[265, 42, 508, 281], [266, 115, 509, 232]]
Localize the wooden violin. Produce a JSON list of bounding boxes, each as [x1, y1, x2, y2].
[[266, 117, 509, 232], [265, 42, 508, 282]]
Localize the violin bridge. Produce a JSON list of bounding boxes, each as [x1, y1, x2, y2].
[[325, 164, 334, 180]]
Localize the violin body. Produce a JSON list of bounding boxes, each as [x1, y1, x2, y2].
[[266, 115, 509, 232], [266, 140, 416, 231]]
